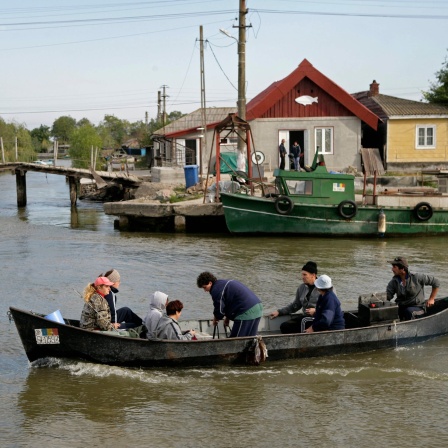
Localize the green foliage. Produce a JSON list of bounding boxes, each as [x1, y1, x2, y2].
[[0, 118, 35, 162], [69, 124, 103, 169], [422, 51, 448, 106], [30, 125, 51, 153], [1, 109, 187, 162], [97, 115, 131, 148], [169, 192, 202, 203], [51, 116, 77, 143]]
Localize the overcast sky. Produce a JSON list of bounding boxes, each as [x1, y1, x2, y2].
[[1, 0, 447, 130]]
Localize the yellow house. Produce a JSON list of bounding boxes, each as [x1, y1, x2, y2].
[[354, 81, 448, 172]]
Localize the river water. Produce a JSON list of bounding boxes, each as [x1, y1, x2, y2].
[[2, 166, 448, 447]]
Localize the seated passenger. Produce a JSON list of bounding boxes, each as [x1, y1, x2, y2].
[[305, 275, 345, 333], [80, 277, 120, 331], [103, 269, 143, 329], [154, 300, 196, 340], [144, 291, 169, 339], [269, 261, 320, 334]]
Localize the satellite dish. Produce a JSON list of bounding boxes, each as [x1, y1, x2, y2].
[[251, 151, 265, 165]]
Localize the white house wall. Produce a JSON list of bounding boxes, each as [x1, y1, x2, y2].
[[180, 116, 362, 173], [250, 117, 362, 172]]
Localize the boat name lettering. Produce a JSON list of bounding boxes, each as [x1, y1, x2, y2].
[[35, 328, 60, 345], [333, 183, 345, 192]]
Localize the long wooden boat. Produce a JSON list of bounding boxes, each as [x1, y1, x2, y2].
[[9, 295, 448, 368], [220, 154, 448, 236]]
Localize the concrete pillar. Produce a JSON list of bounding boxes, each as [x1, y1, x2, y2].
[[115, 216, 129, 230], [174, 215, 186, 232], [15, 169, 27, 207], [68, 176, 78, 206]]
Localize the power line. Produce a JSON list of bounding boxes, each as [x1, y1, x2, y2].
[[208, 41, 238, 91]]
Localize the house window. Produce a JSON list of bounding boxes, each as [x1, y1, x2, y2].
[[416, 125, 436, 148], [315, 127, 333, 154]]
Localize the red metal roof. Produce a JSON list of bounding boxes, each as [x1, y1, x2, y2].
[[246, 59, 379, 130]]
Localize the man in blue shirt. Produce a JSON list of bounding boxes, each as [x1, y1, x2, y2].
[[197, 271, 263, 338]]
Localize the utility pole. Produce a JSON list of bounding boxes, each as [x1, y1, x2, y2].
[[157, 90, 161, 122], [160, 85, 169, 126], [199, 25, 207, 176], [235, 0, 250, 170], [237, 0, 247, 122]]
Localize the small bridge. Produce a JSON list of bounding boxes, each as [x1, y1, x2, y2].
[[0, 162, 142, 207]]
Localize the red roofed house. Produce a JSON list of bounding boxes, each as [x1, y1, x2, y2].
[[153, 59, 379, 174]]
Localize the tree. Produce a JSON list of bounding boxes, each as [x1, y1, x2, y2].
[[0, 118, 35, 162], [30, 125, 51, 153], [97, 114, 131, 148], [129, 120, 151, 147], [422, 52, 448, 106], [167, 110, 184, 121], [69, 124, 103, 169], [51, 116, 77, 143], [77, 117, 93, 128]]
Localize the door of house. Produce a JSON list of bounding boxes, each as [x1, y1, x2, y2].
[[289, 130, 306, 168], [185, 139, 197, 165], [278, 130, 290, 171]]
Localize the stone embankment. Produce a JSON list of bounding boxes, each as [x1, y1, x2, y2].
[[104, 176, 226, 233]]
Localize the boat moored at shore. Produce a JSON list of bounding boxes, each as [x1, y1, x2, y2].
[[220, 154, 448, 237]]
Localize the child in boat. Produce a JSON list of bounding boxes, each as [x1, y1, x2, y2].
[[154, 300, 196, 340], [144, 291, 169, 339]]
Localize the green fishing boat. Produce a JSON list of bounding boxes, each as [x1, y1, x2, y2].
[[220, 154, 448, 237]]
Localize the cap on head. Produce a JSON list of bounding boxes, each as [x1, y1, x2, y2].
[[314, 274, 332, 289], [302, 261, 317, 274], [388, 257, 408, 268], [106, 269, 120, 283], [94, 276, 114, 287]]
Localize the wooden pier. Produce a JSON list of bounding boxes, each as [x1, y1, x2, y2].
[[0, 162, 142, 207]]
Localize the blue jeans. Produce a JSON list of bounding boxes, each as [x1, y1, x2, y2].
[[294, 157, 300, 170], [398, 306, 424, 321]]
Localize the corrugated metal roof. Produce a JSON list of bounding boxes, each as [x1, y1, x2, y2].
[[154, 107, 236, 137], [353, 92, 448, 118]]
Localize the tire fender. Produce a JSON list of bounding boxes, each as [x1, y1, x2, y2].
[[275, 196, 294, 215], [338, 200, 358, 219], [414, 202, 433, 221]]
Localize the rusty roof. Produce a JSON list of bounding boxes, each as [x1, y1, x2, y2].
[[352, 91, 448, 120], [154, 107, 236, 138]]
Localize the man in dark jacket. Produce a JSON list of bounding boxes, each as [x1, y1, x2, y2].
[[269, 261, 320, 333], [386, 256, 440, 320], [279, 139, 287, 170], [197, 272, 263, 337]]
